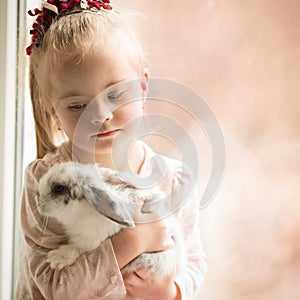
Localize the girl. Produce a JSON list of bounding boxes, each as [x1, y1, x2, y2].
[[16, 1, 207, 299]]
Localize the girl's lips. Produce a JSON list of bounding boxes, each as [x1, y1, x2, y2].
[[92, 129, 120, 138]]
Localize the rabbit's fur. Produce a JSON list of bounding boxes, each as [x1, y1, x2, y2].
[[36, 162, 186, 278]]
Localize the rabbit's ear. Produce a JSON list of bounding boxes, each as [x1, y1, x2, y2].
[[82, 185, 135, 227]]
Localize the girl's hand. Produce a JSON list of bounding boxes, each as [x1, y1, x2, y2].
[[123, 267, 182, 300], [111, 219, 174, 269], [135, 218, 174, 253]]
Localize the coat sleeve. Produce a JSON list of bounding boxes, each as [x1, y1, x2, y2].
[[16, 160, 126, 300], [172, 165, 208, 300]]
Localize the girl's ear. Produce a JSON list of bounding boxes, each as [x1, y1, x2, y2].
[[144, 67, 150, 81], [140, 68, 150, 92], [141, 68, 150, 110]]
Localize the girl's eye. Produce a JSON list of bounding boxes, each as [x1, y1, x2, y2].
[[69, 104, 87, 110], [107, 91, 124, 101]]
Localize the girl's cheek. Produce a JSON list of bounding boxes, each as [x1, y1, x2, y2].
[[58, 110, 80, 122], [119, 104, 143, 121]]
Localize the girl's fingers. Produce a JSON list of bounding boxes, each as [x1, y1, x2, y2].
[[123, 272, 144, 286], [134, 268, 151, 279]]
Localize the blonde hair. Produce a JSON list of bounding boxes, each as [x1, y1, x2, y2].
[[29, 9, 145, 158]]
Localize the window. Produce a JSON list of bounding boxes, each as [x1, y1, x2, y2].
[[0, 0, 37, 299]]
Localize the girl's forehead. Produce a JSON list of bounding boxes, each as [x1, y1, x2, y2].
[[55, 46, 139, 75], [48, 49, 140, 98]]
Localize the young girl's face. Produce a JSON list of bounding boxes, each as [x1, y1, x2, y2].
[[47, 47, 145, 159]]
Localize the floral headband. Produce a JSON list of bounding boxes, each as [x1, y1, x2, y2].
[[26, 0, 112, 55]]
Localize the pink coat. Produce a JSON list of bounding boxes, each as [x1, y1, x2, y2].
[[16, 142, 207, 299]]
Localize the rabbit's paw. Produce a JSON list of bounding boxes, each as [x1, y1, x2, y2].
[[47, 245, 80, 270], [123, 248, 177, 278]]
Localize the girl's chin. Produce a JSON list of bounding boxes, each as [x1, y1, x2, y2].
[[70, 141, 114, 161]]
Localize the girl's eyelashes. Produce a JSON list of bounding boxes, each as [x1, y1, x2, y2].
[[66, 90, 125, 110], [107, 90, 125, 101], [68, 104, 87, 110]]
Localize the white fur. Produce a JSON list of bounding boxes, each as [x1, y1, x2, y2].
[[37, 162, 186, 278]]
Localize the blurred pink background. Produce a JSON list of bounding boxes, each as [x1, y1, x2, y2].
[[115, 0, 300, 299]]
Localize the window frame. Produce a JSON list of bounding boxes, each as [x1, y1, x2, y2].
[[0, 0, 36, 298], [0, 0, 19, 299]]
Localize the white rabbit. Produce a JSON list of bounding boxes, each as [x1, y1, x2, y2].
[[36, 162, 186, 278]]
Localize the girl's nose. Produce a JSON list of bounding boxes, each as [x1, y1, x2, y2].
[[89, 100, 113, 125], [91, 112, 113, 125]]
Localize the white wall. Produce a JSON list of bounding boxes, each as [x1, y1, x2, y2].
[[0, 0, 18, 299]]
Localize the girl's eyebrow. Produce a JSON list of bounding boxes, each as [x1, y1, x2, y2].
[[104, 78, 130, 89], [59, 78, 130, 100], [58, 94, 88, 100]]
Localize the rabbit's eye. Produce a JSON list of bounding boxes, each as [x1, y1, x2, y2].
[[52, 183, 66, 194]]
